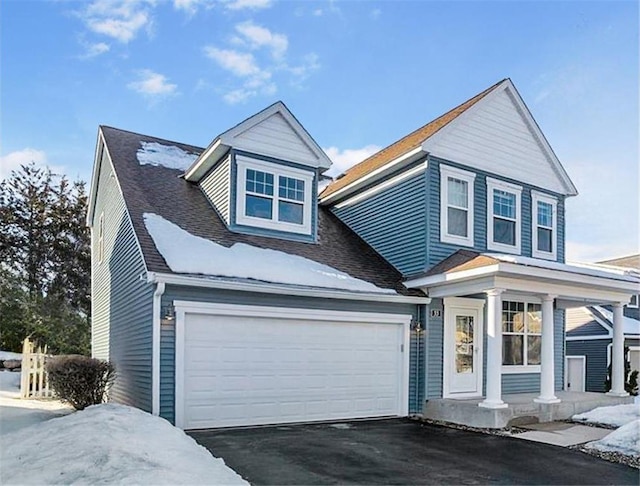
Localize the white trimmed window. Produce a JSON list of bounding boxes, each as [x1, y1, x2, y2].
[[98, 212, 104, 264], [440, 164, 475, 247], [487, 178, 522, 254], [629, 294, 639, 309], [532, 191, 557, 260], [502, 300, 542, 373], [236, 155, 314, 235]]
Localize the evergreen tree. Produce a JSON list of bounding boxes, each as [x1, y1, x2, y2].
[[0, 162, 90, 354]]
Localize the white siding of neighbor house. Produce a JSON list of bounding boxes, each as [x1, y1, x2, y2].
[[423, 87, 569, 195], [233, 112, 320, 167], [199, 156, 231, 224]]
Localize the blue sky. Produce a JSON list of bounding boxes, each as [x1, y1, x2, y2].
[[2, 0, 638, 262]]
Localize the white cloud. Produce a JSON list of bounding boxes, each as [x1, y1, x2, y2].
[[222, 0, 272, 10], [173, 0, 216, 15], [235, 21, 288, 60], [79, 0, 156, 44], [370, 8, 381, 19], [0, 149, 60, 181], [128, 70, 178, 99], [204, 47, 261, 77], [79, 41, 110, 59], [323, 145, 381, 177]]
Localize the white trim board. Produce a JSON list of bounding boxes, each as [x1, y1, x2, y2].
[[565, 355, 586, 392], [173, 301, 412, 429]]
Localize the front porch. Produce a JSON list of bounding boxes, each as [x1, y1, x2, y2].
[[423, 391, 633, 429]]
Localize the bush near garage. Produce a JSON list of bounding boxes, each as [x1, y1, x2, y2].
[[46, 355, 116, 410]]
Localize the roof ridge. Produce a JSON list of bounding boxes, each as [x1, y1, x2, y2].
[[322, 78, 507, 197], [100, 125, 205, 152]]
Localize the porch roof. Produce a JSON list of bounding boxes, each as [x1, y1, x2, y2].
[[404, 251, 640, 306]]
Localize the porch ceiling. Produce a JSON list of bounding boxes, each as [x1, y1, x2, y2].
[[404, 252, 639, 307]]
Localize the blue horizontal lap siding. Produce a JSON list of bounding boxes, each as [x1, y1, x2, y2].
[[426, 156, 566, 267], [331, 164, 428, 276], [567, 320, 610, 337], [92, 148, 154, 412], [159, 286, 419, 424], [566, 339, 610, 392]]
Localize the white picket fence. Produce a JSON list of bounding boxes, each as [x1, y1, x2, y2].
[[20, 338, 54, 399]]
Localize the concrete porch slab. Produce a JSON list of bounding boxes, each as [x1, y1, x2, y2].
[[423, 391, 633, 429], [507, 423, 612, 447]]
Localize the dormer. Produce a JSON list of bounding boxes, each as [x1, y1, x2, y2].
[[184, 102, 332, 242]]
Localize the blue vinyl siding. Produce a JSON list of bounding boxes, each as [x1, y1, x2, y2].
[[91, 146, 154, 412], [159, 286, 419, 424], [425, 298, 444, 399], [567, 320, 610, 337], [331, 161, 428, 276], [199, 155, 231, 224], [427, 156, 566, 269], [228, 149, 318, 243], [566, 339, 610, 392]]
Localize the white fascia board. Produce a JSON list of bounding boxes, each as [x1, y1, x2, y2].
[[404, 264, 500, 289], [566, 335, 611, 341], [86, 129, 106, 227], [183, 139, 227, 182], [147, 272, 430, 304], [320, 147, 425, 205], [334, 161, 428, 209], [220, 101, 332, 170]]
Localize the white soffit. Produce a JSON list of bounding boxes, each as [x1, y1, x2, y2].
[[422, 81, 577, 196]]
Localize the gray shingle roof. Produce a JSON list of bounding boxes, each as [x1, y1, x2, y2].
[[100, 125, 422, 296]]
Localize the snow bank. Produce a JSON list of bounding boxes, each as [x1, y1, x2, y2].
[[0, 350, 22, 360], [137, 141, 199, 170], [0, 371, 20, 395], [1, 404, 247, 485], [144, 213, 396, 294], [586, 419, 640, 457], [573, 403, 640, 428]]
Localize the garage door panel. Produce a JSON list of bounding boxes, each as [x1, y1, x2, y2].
[[181, 312, 406, 429]]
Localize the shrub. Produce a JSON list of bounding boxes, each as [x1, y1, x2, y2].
[[46, 355, 115, 410]]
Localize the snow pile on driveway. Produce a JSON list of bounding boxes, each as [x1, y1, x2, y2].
[[573, 403, 639, 428], [0, 350, 22, 360], [1, 404, 247, 485], [585, 419, 640, 457]]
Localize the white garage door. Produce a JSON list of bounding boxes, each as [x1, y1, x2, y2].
[[175, 303, 410, 430]]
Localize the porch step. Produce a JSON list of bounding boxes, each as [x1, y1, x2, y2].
[[422, 392, 634, 429]]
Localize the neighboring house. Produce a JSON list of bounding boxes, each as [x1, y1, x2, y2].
[[88, 78, 638, 430], [566, 254, 640, 392]]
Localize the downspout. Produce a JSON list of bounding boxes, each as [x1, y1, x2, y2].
[[152, 280, 165, 416]]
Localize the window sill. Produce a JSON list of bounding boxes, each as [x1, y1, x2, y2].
[[487, 241, 521, 254], [441, 234, 474, 248], [532, 250, 557, 261], [501, 365, 541, 374]]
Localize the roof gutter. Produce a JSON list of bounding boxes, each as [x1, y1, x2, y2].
[[147, 272, 430, 304]]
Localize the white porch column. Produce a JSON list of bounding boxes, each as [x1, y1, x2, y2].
[[479, 288, 507, 409], [607, 302, 629, 397], [534, 295, 560, 403]]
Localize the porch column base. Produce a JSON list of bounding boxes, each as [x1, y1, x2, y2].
[[534, 396, 561, 404], [479, 400, 508, 409], [606, 390, 629, 397]]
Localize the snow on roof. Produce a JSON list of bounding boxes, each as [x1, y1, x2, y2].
[[144, 213, 397, 294], [2, 404, 247, 484], [136, 141, 199, 170], [485, 254, 640, 282], [593, 306, 640, 336]]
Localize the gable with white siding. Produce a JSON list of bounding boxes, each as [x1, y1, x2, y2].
[[422, 81, 576, 196]]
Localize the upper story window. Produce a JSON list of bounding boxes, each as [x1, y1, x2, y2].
[[440, 164, 475, 247], [629, 294, 639, 309], [531, 191, 557, 260], [236, 155, 313, 235], [487, 178, 522, 254]]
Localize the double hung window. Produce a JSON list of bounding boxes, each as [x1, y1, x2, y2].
[[487, 178, 521, 253], [532, 191, 557, 260], [440, 165, 475, 247], [502, 300, 542, 371]]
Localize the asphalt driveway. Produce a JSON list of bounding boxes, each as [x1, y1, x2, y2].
[[189, 418, 638, 485]]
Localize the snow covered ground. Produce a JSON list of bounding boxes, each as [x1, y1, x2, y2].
[[573, 402, 640, 457], [1, 404, 247, 485], [573, 403, 640, 428], [0, 350, 23, 360]]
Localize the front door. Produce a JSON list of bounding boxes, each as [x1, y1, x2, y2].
[[444, 298, 484, 397]]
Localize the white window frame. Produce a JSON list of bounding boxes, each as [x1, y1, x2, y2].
[[487, 177, 522, 254], [236, 155, 314, 236], [501, 298, 542, 374], [532, 191, 558, 260], [440, 164, 475, 247], [98, 212, 104, 264], [628, 294, 639, 309]]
